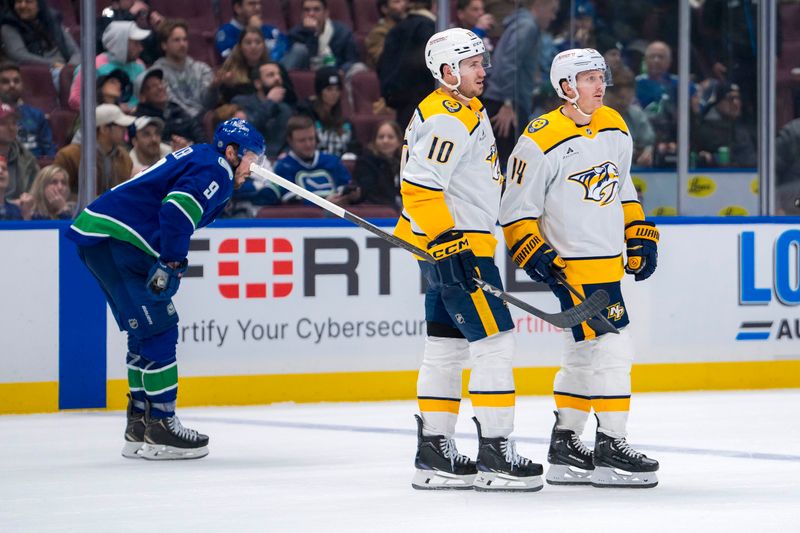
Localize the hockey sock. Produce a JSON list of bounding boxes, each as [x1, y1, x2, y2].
[[468, 331, 515, 438], [142, 358, 178, 418], [417, 336, 469, 436], [126, 352, 147, 412]]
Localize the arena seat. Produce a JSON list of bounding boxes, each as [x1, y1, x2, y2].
[[49, 109, 78, 148], [349, 203, 400, 218], [149, 0, 218, 33], [352, 0, 379, 38], [58, 66, 76, 108], [351, 113, 389, 148], [188, 31, 219, 67], [288, 69, 316, 101], [256, 204, 327, 218], [349, 70, 392, 115], [19, 64, 59, 114]]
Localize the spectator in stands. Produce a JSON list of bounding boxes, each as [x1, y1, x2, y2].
[[555, 0, 597, 52], [283, 0, 361, 73], [353, 119, 401, 207], [0, 102, 38, 201], [26, 164, 72, 219], [128, 1, 165, 66], [456, 0, 494, 52], [135, 67, 208, 147], [297, 66, 357, 157], [232, 61, 295, 159], [365, 0, 407, 69], [153, 19, 213, 119], [212, 103, 248, 129], [0, 62, 55, 157], [229, 157, 280, 217], [377, 0, 436, 128], [483, 0, 559, 163], [777, 117, 800, 188], [0, 0, 80, 81], [55, 103, 134, 197], [129, 116, 170, 175], [0, 154, 24, 220], [274, 114, 357, 205], [203, 27, 268, 109], [692, 82, 756, 168], [69, 21, 151, 111], [216, 0, 288, 62], [635, 41, 677, 110], [605, 68, 655, 167], [96, 68, 133, 106]]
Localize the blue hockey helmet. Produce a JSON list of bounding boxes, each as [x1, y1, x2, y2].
[[213, 118, 266, 161]]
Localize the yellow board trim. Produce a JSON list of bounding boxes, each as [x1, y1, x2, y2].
[[470, 289, 500, 337], [592, 397, 631, 412], [554, 393, 591, 412], [2, 360, 799, 414], [418, 398, 461, 414], [470, 392, 515, 408]]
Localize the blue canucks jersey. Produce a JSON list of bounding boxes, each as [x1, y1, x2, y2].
[[272, 150, 351, 202], [67, 144, 234, 262]]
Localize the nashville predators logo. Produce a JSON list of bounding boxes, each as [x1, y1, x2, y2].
[[442, 100, 462, 113], [486, 143, 503, 182], [607, 302, 625, 321], [567, 161, 621, 206]]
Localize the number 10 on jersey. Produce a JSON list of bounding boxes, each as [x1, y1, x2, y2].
[[427, 136, 455, 164]]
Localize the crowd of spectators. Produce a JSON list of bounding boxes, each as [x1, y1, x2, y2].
[[1, 0, 799, 222]]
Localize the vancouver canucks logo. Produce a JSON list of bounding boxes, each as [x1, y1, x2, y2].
[[567, 161, 621, 206], [442, 100, 462, 113], [527, 118, 548, 133]]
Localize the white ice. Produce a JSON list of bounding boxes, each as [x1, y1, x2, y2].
[[2, 390, 799, 533]]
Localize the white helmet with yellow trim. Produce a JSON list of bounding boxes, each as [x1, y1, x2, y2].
[[425, 28, 489, 91]]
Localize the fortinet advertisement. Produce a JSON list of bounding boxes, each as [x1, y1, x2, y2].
[[103, 222, 800, 380]]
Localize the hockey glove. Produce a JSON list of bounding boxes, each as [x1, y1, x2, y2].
[[146, 258, 188, 299], [625, 221, 659, 281], [428, 230, 480, 293], [510, 233, 566, 285]]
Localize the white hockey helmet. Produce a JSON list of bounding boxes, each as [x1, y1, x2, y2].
[[425, 28, 489, 91], [550, 48, 611, 100]]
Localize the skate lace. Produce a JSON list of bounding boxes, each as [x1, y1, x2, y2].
[[500, 439, 529, 468], [614, 438, 643, 459], [439, 438, 471, 469], [569, 434, 592, 456], [168, 416, 201, 442]]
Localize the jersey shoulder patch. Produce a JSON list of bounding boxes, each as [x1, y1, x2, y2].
[[416, 90, 480, 134], [594, 106, 629, 135], [521, 109, 575, 154]]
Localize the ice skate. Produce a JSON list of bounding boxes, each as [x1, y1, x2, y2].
[[471, 417, 543, 492], [411, 414, 477, 490], [141, 409, 209, 460], [592, 431, 658, 488], [545, 411, 594, 485], [121, 393, 146, 459]]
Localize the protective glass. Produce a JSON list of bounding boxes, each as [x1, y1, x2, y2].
[[575, 67, 613, 89]]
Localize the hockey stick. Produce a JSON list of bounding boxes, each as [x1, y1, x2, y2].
[[250, 163, 609, 329], [550, 270, 619, 335]]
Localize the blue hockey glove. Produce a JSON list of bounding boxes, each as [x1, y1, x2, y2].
[[510, 232, 566, 285], [427, 230, 480, 293], [625, 221, 659, 281], [146, 258, 188, 298]]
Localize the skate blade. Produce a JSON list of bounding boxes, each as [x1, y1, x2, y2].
[[591, 466, 658, 488], [545, 464, 593, 485], [411, 469, 475, 490], [121, 441, 145, 459], [473, 471, 544, 492], [140, 443, 209, 461]]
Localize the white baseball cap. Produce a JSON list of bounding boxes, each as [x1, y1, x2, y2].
[[96, 104, 136, 127], [102, 21, 151, 49]]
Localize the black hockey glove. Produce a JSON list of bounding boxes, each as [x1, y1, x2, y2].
[[146, 258, 188, 299], [625, 221, 659, 281], [427, 230, 480, 293], [510, 232, 566, 285]]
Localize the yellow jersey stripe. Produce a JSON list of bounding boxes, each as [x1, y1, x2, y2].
[[400, 179, 455, 239], [418, 397, 461, 414], [501, 218, 540, 251], [470, 289, 499, 336], [563, 255, 624, 285], [554, 392, 591, 412], [470, 391, 515, 408], [592, 396, 631, 412], [622, 201, 645, 227]]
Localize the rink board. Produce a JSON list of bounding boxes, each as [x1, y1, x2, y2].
[[1, 218, 799, 413]]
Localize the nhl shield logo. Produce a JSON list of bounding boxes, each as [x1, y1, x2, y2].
[[442, 100, 462, 113], [166, 303, 176, 316], [128, 318, 139, 330], [567, 161, 621, 206]]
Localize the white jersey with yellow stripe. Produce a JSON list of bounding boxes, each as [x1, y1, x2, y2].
[[394, 89, 503, 258], [499, 105, 645, 284]]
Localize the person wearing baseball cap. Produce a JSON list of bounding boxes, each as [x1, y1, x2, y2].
[[0, 101, 39, 202], [68, 20, 151, 111], [54, 104, 134, 197], [129, 116, 170, 175], [135, 67, 208, 147]]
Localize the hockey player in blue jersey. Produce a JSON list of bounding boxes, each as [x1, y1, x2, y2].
[[67, 118, 266, 460]]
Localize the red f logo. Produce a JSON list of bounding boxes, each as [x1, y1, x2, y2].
[[217, 238, 294, 298]]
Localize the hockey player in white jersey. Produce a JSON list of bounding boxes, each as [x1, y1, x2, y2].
[[499, 48, 660, 488], [394, 28, 543, 492]]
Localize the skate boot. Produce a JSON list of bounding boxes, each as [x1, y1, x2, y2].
[[121, 393, 146, 459], [592, 431, 659, 488], [545, 411, 594, 485], [411, 414, 477, 490], [141, 404, 209, 460], [472, 417, 543, 492]]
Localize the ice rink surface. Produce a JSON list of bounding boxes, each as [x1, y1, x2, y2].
[[2, 389, 799, 533]]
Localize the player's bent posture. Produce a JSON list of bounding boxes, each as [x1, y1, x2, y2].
[[500, 49, 660, 488], [67, 119, 266, 460], [395, 28, 542, 492]]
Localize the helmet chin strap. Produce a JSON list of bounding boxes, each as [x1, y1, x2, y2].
[[440, 68, 472, 103], [566, 93, 594, 119]]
